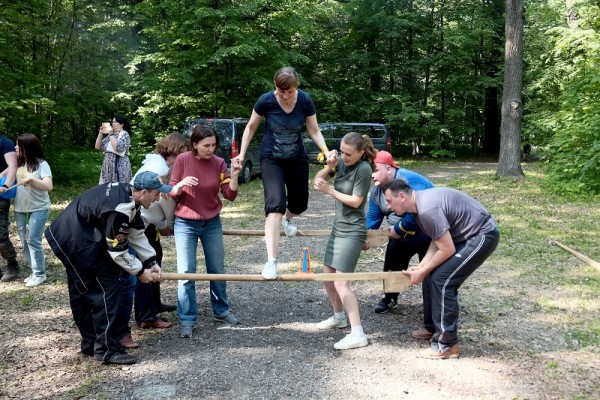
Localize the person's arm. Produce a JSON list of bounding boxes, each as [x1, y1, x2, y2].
[[314, 175, 365, 209], [313, 150, 338, 184], [403, 230, 455, 285], [169, 156, 198, 198], [221, 160, 239, 201], [95, 128, 105, 150], [113, 131, 129, 152], [305, 114, 330, 160], [103, 211, 144, 274], [232, 110, 261, 164], [170, 176, 198, 197], [21, 175, 53, 192], [366, 191, 384, 230], [0, 151, 17, 190], [104, 210, 161, 283], [389, 213, 419, 239]]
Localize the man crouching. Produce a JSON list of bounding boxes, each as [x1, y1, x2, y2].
[[44, 172, 168, 365]]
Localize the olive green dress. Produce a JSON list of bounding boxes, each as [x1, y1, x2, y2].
[[323, 159, 372, 272]]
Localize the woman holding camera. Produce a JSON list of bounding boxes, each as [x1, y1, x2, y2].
[[95, 115, 132, 185]]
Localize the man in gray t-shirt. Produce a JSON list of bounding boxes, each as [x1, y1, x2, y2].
[[384, 181, 500, 359]]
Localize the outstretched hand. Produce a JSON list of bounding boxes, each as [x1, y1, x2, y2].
[[173, 176, 198, 195]]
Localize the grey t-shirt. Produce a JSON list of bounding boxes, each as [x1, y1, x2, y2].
[[414, 187, 497, 242], [15, 161, 52, 212]]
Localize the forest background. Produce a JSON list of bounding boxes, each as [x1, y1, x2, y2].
[[0, 0, 598, 194]]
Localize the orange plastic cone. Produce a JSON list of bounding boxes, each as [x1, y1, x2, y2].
[[298, 247, 313, 274]]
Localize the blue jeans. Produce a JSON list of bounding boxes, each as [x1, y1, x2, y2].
[[15, 209, 50, 276], [174, 216, 230, 326], [115, 272, 136, 339]]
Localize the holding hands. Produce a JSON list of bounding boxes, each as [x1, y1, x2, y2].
[[326, 149, 338, 168], [230, 159, 242, 178], [313, 149, 338, 195]]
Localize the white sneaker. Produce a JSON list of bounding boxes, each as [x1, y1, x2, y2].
[[23, 274, 33, 283], [316, 316, 348, 330], [262, 260, 278, 280], [281, 219, 298, 238], [334, 334, 369, 350], [25, 274, 47, 287]]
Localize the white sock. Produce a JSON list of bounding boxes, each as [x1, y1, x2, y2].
[[334, 312, 346, 320], [351, 325, 365, 337]]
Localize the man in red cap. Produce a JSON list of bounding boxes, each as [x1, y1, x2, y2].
[[367, 151, 434, 313]]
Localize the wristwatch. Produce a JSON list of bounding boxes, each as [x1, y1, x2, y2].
[[1, 184, 8, 189]]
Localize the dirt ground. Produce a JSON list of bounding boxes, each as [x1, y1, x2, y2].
[[0, 162, 598, 399]]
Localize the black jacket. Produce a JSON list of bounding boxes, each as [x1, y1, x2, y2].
[[45, 183, 156, 276]]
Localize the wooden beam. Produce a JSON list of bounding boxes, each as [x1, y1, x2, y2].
[[161, 271, 411, 293], [551, 240, 600, 272], [223, 229, 389, 247]]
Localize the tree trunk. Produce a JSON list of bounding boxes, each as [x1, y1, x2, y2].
[[497, 0, 524, 178]]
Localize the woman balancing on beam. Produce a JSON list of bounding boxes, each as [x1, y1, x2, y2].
[[231, 67, 330, 280], [313, 131, 376, 350]]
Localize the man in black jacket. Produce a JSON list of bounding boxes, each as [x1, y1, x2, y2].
[[45, 172, 168, 364]]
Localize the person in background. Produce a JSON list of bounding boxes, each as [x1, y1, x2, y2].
[[133, 133, 189, 329], [367, 150, 434, 314], [384, 181, 500, 359], [95, 115, 132, 185], [14, 134, 53, 287], [170, 125, 241, 339], [231, 66, 330, 280], [0, 135, 20, 282], [44, 172, 166, 365], [313, 132, 376, 350], [94, 115, 136, 349]]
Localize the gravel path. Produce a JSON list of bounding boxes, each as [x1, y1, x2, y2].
[[1, 161, 597, 400]]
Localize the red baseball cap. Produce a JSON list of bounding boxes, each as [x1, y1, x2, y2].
[[374, 151, 400, 169]]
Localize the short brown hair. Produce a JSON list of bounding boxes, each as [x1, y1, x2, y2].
[[156, 133, 189, 158], [274, 67, 300, 90], [190, 125, 220, 157]]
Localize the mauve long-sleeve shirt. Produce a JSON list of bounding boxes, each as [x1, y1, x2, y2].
[[170, 151, 238, 221]]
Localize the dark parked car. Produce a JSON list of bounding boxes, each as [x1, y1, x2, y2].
[[182, 118, 263, 183], [304, 122, 391, 162]]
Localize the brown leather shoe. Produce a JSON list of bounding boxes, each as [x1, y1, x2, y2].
[[411, 328, 434, 340], [419, 343, 460, 359], [118, 334, 139, 349], [140, 319, 173, 329]]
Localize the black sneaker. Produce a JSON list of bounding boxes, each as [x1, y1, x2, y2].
[[157, 303, 177, 313], [95, 352, 138, 365], [374, 297, 398, 314]]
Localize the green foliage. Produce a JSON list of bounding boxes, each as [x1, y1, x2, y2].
[[1, 0, 598, 191], [524, 0, 600, 194], [45, 147, 102, 191]]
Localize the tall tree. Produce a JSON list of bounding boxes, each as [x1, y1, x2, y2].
[[497, 0, 524, 178]]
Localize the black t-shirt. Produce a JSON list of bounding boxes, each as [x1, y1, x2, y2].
[[254, 89, 316, 160], [0, 136, 16, 172]]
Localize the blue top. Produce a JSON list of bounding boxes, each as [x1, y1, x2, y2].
[[367, 168, 434, 244], [254, 89, 316, 160], [0, 136, 15, 175]]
